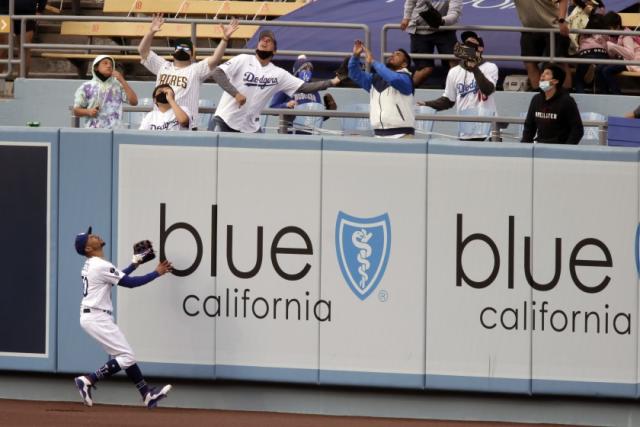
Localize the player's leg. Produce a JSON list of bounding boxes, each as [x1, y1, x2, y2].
[[79, 312, 171, 408]]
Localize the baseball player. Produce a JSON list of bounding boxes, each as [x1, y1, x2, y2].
[[138, 14, 239, 129], [210, 30, 342, 133], [73, 227, 173, 408]]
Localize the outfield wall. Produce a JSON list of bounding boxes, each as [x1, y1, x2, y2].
[[1, 126, 639, 399]]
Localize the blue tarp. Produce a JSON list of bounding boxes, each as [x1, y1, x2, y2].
[[248, 0, 638, 70]]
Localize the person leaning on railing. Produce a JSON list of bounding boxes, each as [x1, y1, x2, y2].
[[210, 30, 342, 133], [521, 64, 584, 144]]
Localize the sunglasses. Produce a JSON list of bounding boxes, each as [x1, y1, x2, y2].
[[175, 45, 192, 52]]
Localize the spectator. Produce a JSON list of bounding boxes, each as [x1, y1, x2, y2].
[[0, 0, 47, 77], [139, 84, 191, 131], [624, 106, 640, 119], [601, 12, 639, 94], [138, 14, 238, 129], [574, 13, 608, 93], [348, 40, 415, 138], [521, 64, 584, 144], [418, 31, 498, 141], [73, 55, 138, 129], [566, 0, 605, 56], [210, 30, 341, 133], [401, 0, 463, 87], [269, 54, 323, 134], [513, 0, 572, 90]]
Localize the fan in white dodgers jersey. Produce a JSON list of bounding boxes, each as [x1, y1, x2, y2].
[[138, 14, 239, 129], [72, 226, 174, 409], [139, 84, 192, 131], [210, 30, 343, 133], [418, 31, 499, 141]]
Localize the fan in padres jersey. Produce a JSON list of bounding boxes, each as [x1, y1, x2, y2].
[[138, 14, 239, 129], [73, 226, 173, 408]]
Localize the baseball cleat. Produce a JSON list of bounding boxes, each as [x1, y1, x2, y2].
[[74, 376, 94, 407], [144, 384, 172, 409]]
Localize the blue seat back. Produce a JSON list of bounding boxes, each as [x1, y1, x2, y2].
[[127, 98, 154, 129], [292, 102, 325, 134], [340, 103, 373, 136]]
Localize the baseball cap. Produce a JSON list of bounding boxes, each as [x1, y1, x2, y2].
[[292, 54, 313, 76], [258, 30, 277, 50], [174, 39, 193, 52], [75, 226, 92, 256], [461, 31, 484, 47]]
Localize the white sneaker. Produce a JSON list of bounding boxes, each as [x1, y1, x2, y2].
[[74, 376, 94, 407], [143, 384, 172, 408]]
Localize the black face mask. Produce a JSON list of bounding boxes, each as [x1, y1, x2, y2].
[[255, 49, 274, 60], [172, 50, 191, 61], [155, 92, 168, 104]]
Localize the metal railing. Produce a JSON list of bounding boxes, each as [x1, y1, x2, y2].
[[3, 13, 370, 78], [381, 24, 640, 68], [70, 106, 608, 145]]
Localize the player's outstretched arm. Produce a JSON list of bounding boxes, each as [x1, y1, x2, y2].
[[118, 260, 173, 288], [138, 13, 164, 60], [207, 19, 239, 69]]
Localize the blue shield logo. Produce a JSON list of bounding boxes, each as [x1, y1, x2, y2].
[[335, 211, 391, 300]]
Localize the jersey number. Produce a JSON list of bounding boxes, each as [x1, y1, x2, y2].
[[82, 276, 89, 297]]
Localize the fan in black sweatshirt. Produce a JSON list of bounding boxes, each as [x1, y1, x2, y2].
[[521, 64, 584, 144]]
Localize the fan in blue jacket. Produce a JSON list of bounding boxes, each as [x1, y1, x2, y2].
[[269, 55, 322, 134], [348, 40, 415, 138]]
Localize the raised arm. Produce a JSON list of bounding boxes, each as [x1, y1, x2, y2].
[[112, 70, 138, 106], [165, 88, 189, 127], [206, 19, 239, 70], [138, 13, 164, 60]]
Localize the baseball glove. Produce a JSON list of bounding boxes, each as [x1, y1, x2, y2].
[[132, 240, 156, 265], [323, 94, 337, 111], [334, 56, 350, 82], [419, 3, 443, 29]]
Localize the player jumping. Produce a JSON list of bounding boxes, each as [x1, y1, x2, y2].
[[73, 227, 173, 408]]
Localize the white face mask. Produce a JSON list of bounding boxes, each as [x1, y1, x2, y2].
[[539, 80, 553, 92]]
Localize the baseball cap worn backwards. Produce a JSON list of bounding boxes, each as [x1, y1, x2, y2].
[[174, 39, 193, 52], [75, 226, 92, 255]]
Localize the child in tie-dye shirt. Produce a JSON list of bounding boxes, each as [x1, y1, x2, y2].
[[73, 55, 138, 129]]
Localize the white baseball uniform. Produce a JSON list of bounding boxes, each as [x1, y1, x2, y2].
[[442, 62, 499, 139], [139, 106, 192, 131], [141, 51, 210, 128], [216, 54, 304, 133], [80, 257, 136, 368]]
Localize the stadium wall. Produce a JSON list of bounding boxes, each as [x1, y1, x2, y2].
[[1, 128, 639, 400]]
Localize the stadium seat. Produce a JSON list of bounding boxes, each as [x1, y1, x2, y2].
[[340, 103, 373, 137], [414, 105, 436, 141], [579, 112, 606, 145], [291, 102, 325, 135], [198, 99, 216, 131], [127, 98, 154, 129]]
